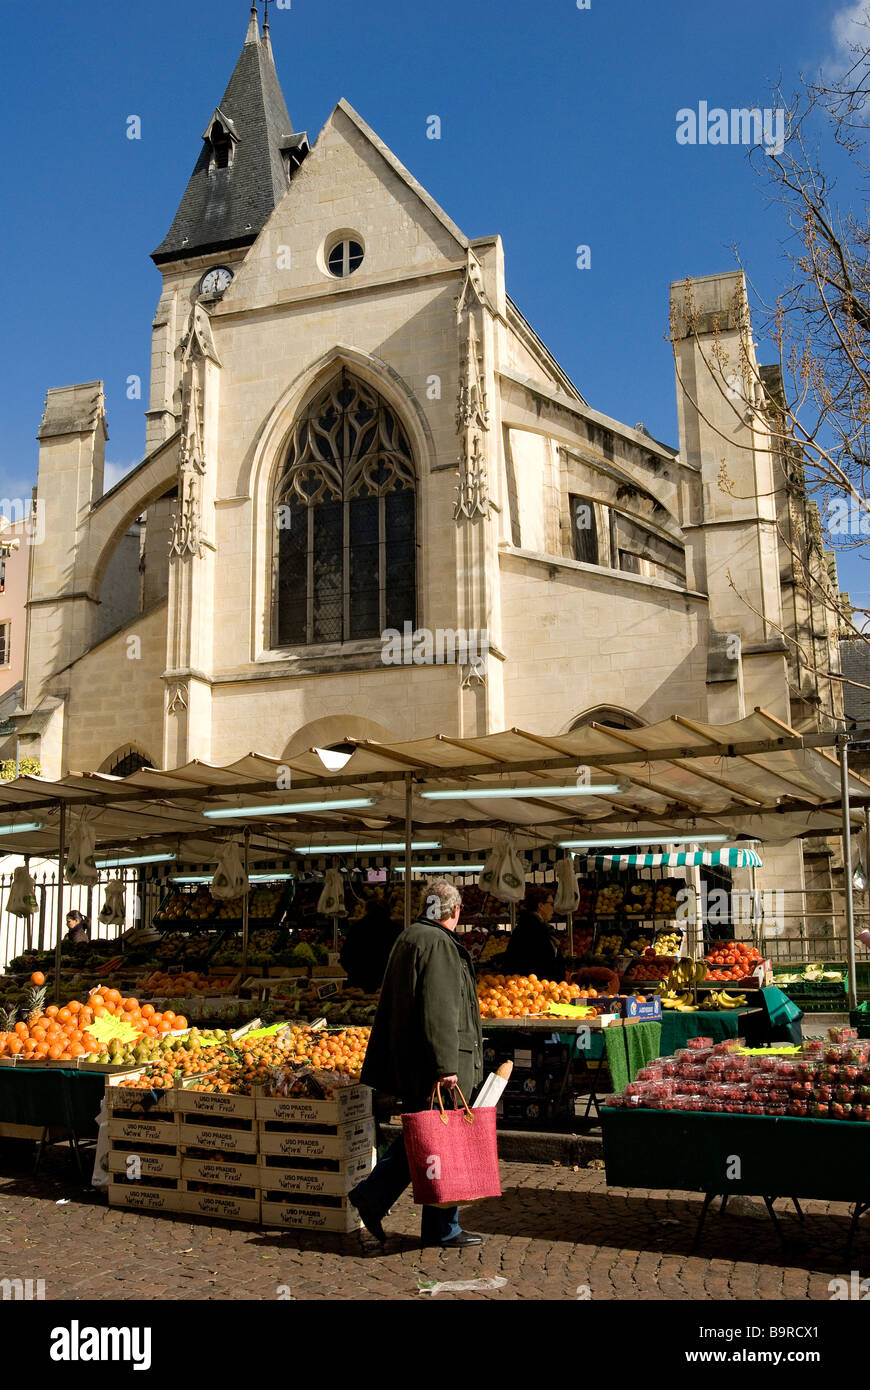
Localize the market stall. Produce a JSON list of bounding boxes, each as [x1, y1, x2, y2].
[[600, 1026, 870, 1251], [0, 708, 867, 1174]]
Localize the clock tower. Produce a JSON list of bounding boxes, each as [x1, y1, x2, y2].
[[145, 4, 309, 452]]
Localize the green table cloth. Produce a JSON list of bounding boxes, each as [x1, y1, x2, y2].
[[604, 1021, 662, 1092], [660, 1007, 758, 1053], [600, 1107, 870, 1202], [0, 1068, 103, 1136]]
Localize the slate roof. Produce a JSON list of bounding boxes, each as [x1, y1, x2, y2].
[[151, 15, 300, 264]]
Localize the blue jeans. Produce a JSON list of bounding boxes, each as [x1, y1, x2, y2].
[[352, 1097, 462, 1244]]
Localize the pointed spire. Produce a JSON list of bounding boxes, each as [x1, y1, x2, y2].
[[262, 0, 274, 59], [152, 7, 307, 266]]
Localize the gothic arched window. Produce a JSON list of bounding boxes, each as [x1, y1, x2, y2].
[[273, 372, 417, 647]]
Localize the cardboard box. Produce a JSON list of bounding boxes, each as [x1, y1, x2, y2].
[[260, 1196, 360, 1232], [256, 1149, 375, 1195], [622, 996, 662, 1021], [257, 1116, 376, 1161], [255, 1085, 371, 1126]]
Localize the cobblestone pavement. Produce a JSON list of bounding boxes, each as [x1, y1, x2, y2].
[[0, 1145, 866, 1301]]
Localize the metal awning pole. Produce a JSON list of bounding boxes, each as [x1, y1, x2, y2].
[[54, 802, 66, 1005], [839, 734, 858, 1010], [241, 828, 251, 969], [404, 775, 413, 929]]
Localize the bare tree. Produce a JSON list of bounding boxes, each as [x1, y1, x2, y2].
[[671, 16, 870, 710]]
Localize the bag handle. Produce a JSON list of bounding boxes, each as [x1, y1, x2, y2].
[[429, 1083, 475, 1126]]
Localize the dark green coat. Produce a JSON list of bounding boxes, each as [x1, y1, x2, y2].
[[360, 919, 484, 1103]]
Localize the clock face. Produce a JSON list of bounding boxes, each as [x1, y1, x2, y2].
[[200, 266, 233, 296]]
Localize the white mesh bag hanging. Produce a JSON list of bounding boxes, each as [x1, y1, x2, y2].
[[6, 865, 38, 918], [65, 821, 99, 886], [317, 867, 347, 916], [494, 841, 526, 903], [211, 842, 248, 900], [99, 878, 127, 927], [478, 842, 506, 896], [553, 856, 580, 914]]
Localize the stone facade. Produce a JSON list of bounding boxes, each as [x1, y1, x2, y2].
[[14, 16, 846, 922]]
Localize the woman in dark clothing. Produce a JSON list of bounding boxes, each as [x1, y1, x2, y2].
[[503, 885, 565, 981], [339, 899, 402, 993], [64, 910, 91, 946]]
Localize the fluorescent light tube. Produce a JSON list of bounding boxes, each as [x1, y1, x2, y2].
[[294, 841, 441, 854], [95, 852, 178, 867], [0, 821, 43, 835], [203, 797, 374, 819], [420, 785, 622, 801]]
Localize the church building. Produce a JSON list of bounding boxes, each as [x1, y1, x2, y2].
[[15, 7, 846, 912]]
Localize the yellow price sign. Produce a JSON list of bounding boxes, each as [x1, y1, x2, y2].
[[546, 1001, 595, 1018], [87, 1015, 141, 1044]]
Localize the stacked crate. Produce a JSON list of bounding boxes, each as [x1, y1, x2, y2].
[[106, 1072, 375, 1230], [105, 1072, 183, 1214], [177, 1086, 261, 1223], [257, 1084, 375, 1232]]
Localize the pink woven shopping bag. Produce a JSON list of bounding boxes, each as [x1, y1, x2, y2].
[[402, 1084, 502, 1205]]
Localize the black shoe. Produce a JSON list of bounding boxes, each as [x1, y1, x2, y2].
[[423, 1231, 485, 1249], [348, 1190, 388, 1245]]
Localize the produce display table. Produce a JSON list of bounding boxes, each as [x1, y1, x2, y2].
[[660, 1008, 763, 1052], [601, 1107, 870, 1252], [0, 1068, 103, 1174]]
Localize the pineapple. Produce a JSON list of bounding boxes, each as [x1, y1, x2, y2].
[[24, 985, 47, 1027], [0, 1005, 19, 1033]]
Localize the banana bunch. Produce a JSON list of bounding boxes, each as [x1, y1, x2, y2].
[[706, 990, 747, 1010], [659, 989, 699, 1012]]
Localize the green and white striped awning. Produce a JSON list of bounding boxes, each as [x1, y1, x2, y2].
[[581, 847, 763, 870]]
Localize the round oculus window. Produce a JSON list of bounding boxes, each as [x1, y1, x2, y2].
[[327, 238, 364, 277]]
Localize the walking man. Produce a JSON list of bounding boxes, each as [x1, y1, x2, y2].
[[350, 878, 485, 1248]]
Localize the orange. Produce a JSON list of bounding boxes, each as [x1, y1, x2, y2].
[[173, 1016, 188, 1031], [141, 1004, 155, 1020], [45, 1005, 59, 1018], [67, 1001, 82, 1015], [57, 1008, 71, 1024], [13, 1022, 28, 1037], [30, 971, 45, 986]]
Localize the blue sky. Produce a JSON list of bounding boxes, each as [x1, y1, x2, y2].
[[1, 0, 866, 600]]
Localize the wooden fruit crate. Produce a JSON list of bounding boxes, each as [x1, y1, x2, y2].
[[257, 1116, 376, 1161], [260, 1194, 361, 1232], [179, 1115, 258, 1154], [107, 1182, 186, 1215], [107, 1145, 181, 1181], [256, 1149, 375, 1196], [179, 1182, 261, 1224], [181, 1152, 260, 1188], [176, 1085, 256, 1120], [255, 1084, 372, 1127], [105, 1072, 177, 1114], [107, 1115, 180, 1146]]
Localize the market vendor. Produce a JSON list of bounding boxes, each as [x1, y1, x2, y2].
[[502, 885, 565, 982], [339, 898, 401, 993], [64, 910, 91, 945]]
